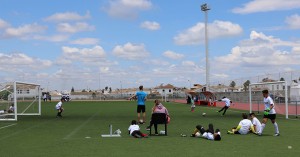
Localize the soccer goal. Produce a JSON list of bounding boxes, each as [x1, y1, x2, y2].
[[249, 81, 288, 119], [0, 81, 41, 121]]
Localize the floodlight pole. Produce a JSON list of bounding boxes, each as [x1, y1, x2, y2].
[[201, 3, 210, 91]]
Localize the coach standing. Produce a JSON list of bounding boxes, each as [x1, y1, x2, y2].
[[130, 85, 147, 124]]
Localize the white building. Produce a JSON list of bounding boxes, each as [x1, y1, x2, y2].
[[154, 84, 175, 95]]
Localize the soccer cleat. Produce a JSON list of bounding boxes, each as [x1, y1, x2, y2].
[[274, 133, 280, 136], [145, 126, 150, 131], [190, 134, 195, 137], [257, 133, 262, 136], [227, 130, 233, 134]]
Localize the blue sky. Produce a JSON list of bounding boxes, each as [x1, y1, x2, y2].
[[0, 0, 300, 91]]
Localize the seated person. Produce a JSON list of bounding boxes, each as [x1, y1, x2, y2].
[[191, 123, 221, 141], [8, 104, 14, 113], [0, 109, 7, 114], [249, 112, 262, 134], [128, 120, 148, 138], [146, 100, 170, 135], [227, 113, 256, 135]]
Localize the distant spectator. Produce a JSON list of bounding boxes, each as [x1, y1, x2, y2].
[[48, 94, 51, 102], [43, 94, 47, 102]]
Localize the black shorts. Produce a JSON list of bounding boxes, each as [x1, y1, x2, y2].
[[263, 114, 276, 120], [137, 105, 145, 113]]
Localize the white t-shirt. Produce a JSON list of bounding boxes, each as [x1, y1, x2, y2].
[[55, 101, 62, 110], [9, 106, 14, 111], [264, 96, 276, 114], [128, 124, 140, 135], [222, 98, 231, 107], [202, 132, 214, 140], [238, 119, 253, 135], [252, 117, 262, 133]]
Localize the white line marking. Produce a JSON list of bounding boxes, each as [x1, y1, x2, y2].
[[0, 123, 17, 130], [63, 113, 97, 140]]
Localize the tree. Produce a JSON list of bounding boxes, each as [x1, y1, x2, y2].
[[243, 80, 251, 91], [262, 77, 269, 82], [82, 89, 86, 92], [109, 87, 112, 93], [230, 81, 236, 88], [280, 77, 285, 81], [71, 87, 74, 92], [105, 86, 108, 91], [92, 92, 96, 99]]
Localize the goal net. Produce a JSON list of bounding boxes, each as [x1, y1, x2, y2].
[[249, 81, 288, 119], [0, 81, 41, 121]]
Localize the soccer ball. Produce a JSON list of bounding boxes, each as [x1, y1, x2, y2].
[[195, 132, 201, 137], [202, 113, 206, 116], [114, 129, 122, 135], [139, 120, 144, 124]]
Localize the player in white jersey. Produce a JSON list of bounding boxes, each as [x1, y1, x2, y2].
[[249, 113, 261, 134], [55, 98, 65, 118], [227, 113, 256, 135], [216, 96, 232, 116], [258, 90, 279, 136]]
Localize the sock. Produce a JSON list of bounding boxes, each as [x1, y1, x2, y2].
[[259, 123, 266, 134], [273, 122, 279, 134]]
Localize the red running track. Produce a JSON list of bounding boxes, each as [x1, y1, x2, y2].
[[173, 99, 300, 116]]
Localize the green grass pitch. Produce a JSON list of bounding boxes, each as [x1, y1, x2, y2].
[[0, 101, 299, 157]]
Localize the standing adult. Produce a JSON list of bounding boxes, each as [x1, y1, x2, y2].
[[257, 90, 280, 136], [216, 96, 232, 116], [130, 85, 147, 124]]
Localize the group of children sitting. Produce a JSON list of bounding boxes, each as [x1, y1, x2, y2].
[[128, 99, 263, 140]]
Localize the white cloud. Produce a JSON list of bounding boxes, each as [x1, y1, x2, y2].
[[44, 11, 90, 22], [140, 21, 160, 30], [33, 34, 69, 42], [286, 14, 300, 29], [0, 53, 52, 72], [4, 23, 47, 38], [112, 42, 150, 60], [61, 45, 106, 62], [70, 38, 99, 45], [214, 31, 300, 70], [163, 50, 184, 60], [232, 0, 300, 14], [56, 22, 95, 33], [182, 61, 197, 67], [144, 59, 170, 66], [174, 20, 243, 45], [0, 18, 10, 29], [104, 0, 152, 19]]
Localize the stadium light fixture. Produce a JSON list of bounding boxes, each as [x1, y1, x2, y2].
[[201, 3, 210, 91]]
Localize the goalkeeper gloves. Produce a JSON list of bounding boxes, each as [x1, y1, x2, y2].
[[264, 108, 270, 115]]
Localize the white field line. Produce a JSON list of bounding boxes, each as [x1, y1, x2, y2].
[[0, 123, 17, 130], [63, 112, 98, 140]]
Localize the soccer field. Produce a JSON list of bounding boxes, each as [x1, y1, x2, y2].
[[0, 101, 299, 157]]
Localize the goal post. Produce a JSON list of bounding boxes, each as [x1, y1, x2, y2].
[[249, 81, 288, 119], [0, 81, 41, 121]]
